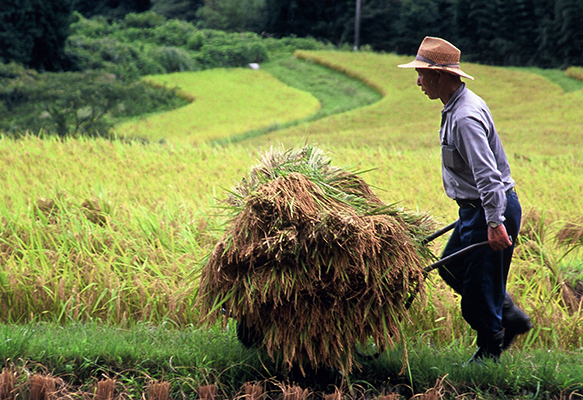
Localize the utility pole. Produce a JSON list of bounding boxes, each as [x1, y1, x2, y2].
[[354, 0, 361, 51]]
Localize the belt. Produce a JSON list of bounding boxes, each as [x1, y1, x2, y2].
[[456, 187, 515, 209]]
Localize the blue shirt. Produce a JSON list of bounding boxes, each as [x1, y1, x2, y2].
[[440, 83, 515, 224]]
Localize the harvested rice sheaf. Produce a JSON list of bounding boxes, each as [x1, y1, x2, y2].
[[198, 146, 436, 374]]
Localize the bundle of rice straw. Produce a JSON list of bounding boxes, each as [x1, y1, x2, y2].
[[197, 145, 436, 374]]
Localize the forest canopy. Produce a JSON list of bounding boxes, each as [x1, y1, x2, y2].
[[1, 0, 581, 71]]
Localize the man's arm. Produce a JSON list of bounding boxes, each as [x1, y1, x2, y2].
[[456, 116, 513, 250]]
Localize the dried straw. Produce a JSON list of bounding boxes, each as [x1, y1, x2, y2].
[[197, 146, 435, 374]]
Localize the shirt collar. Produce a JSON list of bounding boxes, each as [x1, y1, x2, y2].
[[442, 82, 466, 115]]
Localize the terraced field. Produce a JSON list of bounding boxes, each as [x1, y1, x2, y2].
[[1, 50, 583, 400]]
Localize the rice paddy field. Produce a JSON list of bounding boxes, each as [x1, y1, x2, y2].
[[115, 68, 320, 144], [1, 51, 583, 399]]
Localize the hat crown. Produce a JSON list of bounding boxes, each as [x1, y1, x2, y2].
[[417, 37, 461, 65], [397, 36, 474, 80]]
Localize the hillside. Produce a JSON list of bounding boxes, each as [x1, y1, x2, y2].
[[115, 68, 320, 144]]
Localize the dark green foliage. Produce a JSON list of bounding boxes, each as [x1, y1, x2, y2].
[[456, 0, 540, 66], [264, 0, 355, 45], [0, 63, 188, 138], [456, 0, 497, 62], [433, 0, 582, 67], [196, 31, 270, 68], [3, 0, 582, 73], [0, 0, 72, 71], [3, 11, 330, 137], [66, 35, 167, 80], [122, 9, 167, 28], [261, 0, 581, 67], [65, 11, 329, 76], [150, 0, 205, 22], [552, 0, 583, 67], [393, 0, 442, 55], [355, 0, 401, 52], [71, 0, 152, 20], [148, 46, 199, 72], [65, 12, 278, 76], [196, 0, 268, 32]]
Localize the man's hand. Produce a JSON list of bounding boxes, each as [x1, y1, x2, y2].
[[488, 224, 512, 251]]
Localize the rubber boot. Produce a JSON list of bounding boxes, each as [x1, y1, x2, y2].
[[465, 328, 505, 366], [502, 293, 533, 350]]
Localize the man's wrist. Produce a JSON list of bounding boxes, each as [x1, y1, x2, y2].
[[488, 221, 502, 228]]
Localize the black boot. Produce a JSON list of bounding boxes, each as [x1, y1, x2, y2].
[[502, 293, 533, 350], [465, 329, 505, 365]]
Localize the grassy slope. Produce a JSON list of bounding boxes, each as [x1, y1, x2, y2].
[[114, 68, 320, 144], [262, 57, 382, 120], [248, 51, 583, 157], [210, 56, 383, 145]]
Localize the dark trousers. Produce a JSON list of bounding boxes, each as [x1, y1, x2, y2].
[[438, 191, 522, 337]]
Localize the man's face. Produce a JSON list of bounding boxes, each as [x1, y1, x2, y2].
[[416, 68, 440, 100]]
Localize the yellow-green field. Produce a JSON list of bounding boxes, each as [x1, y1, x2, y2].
[[1, 51, 582, 349], [115, 68, 321, 144]]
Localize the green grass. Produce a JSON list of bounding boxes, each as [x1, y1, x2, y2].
[[1, 321, 581, 399], [263, 56, 382, 120], [115, 68, 320, 144], [509, 66, 583, 92], [210, 56, 382, 145]]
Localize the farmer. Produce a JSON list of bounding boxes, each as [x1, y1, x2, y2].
[[398, 37, 532, 364]]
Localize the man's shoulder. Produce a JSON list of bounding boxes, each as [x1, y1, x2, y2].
[[459, 86, 487, 106], [454, 87, 489, 116]]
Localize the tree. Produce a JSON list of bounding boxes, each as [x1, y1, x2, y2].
[[0, 0, 73, 71], [197, 0, 268, 32], [351, 0, 401, 52], [0, 65, 188, 138], [150, 0, 205, 22], [393, 0, 442, 55], [71, 0, 152, 19], [532, 0, 559, 67], [264, 0, 354, 45], [553, 0, 583, 67], [456, 0, 500, 63]]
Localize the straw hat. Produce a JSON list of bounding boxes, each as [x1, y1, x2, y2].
[[398, 36, 474, 80]]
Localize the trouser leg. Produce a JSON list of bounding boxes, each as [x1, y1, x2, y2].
[[439, 206, 504, 335], [438, 191, 523, 342]]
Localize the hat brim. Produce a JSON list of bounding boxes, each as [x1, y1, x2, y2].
[[398, 60, 474, 80]]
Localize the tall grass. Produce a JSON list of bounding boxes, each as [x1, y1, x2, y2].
[[0, 137, 261, 324], [262, 56, 382, 120], [0, 190, 203, 324]]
